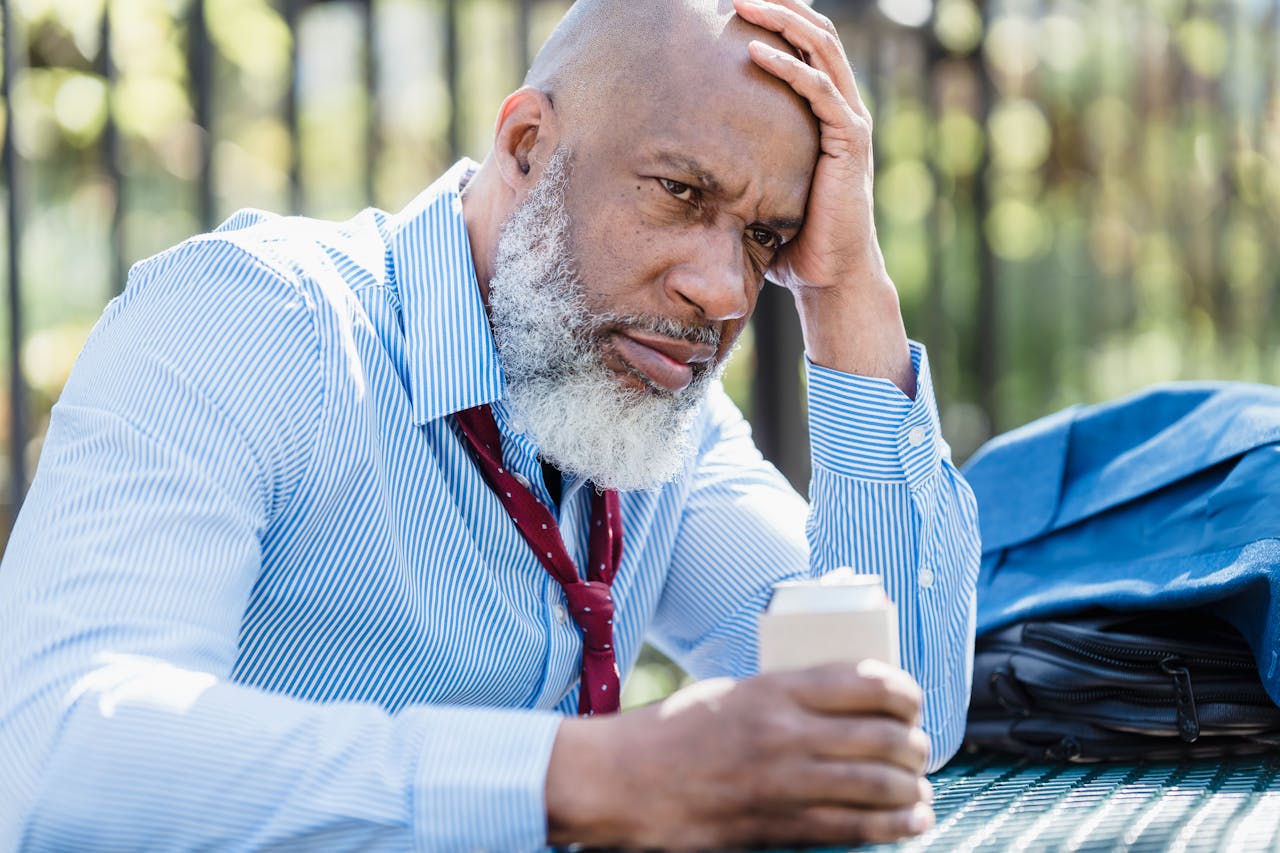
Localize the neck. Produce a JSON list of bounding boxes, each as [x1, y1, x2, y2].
[[459, 158, 505, 308]]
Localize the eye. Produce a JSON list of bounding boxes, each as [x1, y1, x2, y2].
[[747, 226, 783, 250], [659, 178, 695, 202]]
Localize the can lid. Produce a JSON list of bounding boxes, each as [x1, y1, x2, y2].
[[767, 568, 887, 615]]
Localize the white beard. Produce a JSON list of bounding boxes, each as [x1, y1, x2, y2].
[[486, 148, 724, 491]]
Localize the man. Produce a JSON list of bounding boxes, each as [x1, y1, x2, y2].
[[0, 0, 979, 849]]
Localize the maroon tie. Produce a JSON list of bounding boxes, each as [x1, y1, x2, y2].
[[454, 404, 623, 715]]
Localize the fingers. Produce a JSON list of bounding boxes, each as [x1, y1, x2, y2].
[[747, 41, 867, 151], [804, 715, 932, 775], [747, 802, 935, 847], [760, 756, 931, 809], [814, 801, 936, 844], [779, 659, 924, 724], [733, 0, 871, 124]]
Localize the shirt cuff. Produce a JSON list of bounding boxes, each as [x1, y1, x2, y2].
[[806, 341, 944, 487], [413, 705, 563, 853]]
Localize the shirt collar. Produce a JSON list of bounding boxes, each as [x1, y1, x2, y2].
[[389, 159, 506, 426]]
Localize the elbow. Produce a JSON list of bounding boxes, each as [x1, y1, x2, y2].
[[0, 687, 69, 847], [0, 655, 218, 844]]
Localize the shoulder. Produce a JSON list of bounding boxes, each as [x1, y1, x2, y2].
[[58, 215, 394, 519], [68, 213, 385, 455], [103, 207, 395, 364], [140, 207, 392, 308]]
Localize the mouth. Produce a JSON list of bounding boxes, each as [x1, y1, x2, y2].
[[610, 330, 717, 393]]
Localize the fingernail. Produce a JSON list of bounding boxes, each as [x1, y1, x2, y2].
[[909, 803, 934, 834]]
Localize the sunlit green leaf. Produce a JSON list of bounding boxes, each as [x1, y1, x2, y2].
[[207, 0, 291, 79], [52, 72, 108, 144], [878, 159, 935, 224], [1176, 17, 1228, 80], [1040, 14, 1087, 75], [989, 99, 1051, 173], [986, 198, 1050, 262], [933, 0, 982, 55], [112, 73, 191, 140], [933, 110, 984, 178], [984, 15, 1039, 79]]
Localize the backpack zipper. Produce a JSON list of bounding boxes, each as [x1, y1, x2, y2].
[[1021, 624, 1256, 671]]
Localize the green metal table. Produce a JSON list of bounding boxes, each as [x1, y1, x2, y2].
[[861, 750, 1280, 852]]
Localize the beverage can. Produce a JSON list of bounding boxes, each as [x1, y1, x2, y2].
[[758, 567, 900, 672]]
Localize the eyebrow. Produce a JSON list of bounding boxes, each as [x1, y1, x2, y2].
[[763, 214, 805, 233], [656, 152, 728, 197], [654, 152, 805, 233]]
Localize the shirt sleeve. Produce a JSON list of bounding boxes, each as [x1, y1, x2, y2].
[[0, 239, 562, 852], [649, 342, 980, 773]]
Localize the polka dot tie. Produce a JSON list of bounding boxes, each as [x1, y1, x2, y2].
[[454, 404, 623, 716]]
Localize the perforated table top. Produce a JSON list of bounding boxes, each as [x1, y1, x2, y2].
[[863, 751, 1280, 852]]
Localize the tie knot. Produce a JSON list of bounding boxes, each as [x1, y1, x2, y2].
[[563, 582, 615, 646]]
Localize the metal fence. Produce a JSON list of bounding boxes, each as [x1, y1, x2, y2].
[[2, 0, 1278, 537]]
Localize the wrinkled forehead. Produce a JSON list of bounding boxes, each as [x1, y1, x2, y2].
[[568, 17, 819, 206]]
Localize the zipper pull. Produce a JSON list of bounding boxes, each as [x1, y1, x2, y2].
[[1161, 656, 1200, 742], [990, 668, 1033, 716]]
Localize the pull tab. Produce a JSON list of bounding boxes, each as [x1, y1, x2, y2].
[[1161, 656, 1200, 742]]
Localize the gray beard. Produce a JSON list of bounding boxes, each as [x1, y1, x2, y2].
[[486, 148, 724, 491]]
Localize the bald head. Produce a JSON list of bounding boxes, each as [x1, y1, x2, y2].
[[525, 0, 812, 137], [461, 0, 822, 337]]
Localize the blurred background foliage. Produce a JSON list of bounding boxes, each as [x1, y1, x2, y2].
[[1, 0, 1278, 707]]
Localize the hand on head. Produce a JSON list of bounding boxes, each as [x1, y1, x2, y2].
[[734, 0, 917, 394], [546, 660, 934, 850]]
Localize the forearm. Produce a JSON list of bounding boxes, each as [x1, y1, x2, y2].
[[5, 655, 562, 851], [808, 465, 979, 769], [793, 278, 916, 398], [545, 715, 626, 847], [805, 345, 981, 770]]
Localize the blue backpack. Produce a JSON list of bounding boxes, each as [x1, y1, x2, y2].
[[963, 383, 1280, 760]]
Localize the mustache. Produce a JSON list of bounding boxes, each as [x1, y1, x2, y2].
[[592, 312, 722, 350]]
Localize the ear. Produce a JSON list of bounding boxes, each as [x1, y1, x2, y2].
[[492, 86, 560, 191]]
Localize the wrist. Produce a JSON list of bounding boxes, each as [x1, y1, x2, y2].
[[793, 281, 915, 397], [545, 715, 628, 847]]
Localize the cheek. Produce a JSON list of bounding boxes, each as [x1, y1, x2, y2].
[[564, 178, 696, 306], [577, 225, 672, 305]]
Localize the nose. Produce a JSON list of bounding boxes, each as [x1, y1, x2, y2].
[[664, 227, 751, 322]]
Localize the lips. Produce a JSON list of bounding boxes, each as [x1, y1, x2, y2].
[[611, 330, 716, 393]]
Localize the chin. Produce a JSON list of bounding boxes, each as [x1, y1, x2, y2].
[[507, 367, 708, 492]]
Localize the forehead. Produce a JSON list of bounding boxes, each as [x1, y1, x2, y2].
[[575, 42, 818, 212]]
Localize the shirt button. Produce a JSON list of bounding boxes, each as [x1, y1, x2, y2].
[[512, 472, 531, 490], [553, 604, 569, 624], [919, 566, 935, 589], [907, 426, 928, 448]]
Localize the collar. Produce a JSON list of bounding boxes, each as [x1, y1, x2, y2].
[[389, 159, 505, 426]]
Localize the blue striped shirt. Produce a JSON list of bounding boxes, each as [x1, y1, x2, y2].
[[0, 160, 980, 852]]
